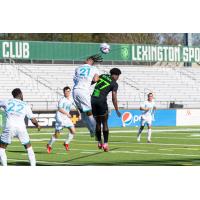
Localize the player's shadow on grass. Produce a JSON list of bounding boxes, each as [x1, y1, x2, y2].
[[102, 158, 200, 166], [64, 147, 120, 164], [9, 157, 200, 166]]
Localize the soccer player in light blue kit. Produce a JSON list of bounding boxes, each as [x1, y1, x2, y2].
[[0, 88, 40, 166], [137, 93, 156, 143], [73, 54, 103, 137], [47, 86, 81, 153]]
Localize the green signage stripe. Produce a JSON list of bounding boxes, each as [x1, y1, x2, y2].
[[0, 40, 132, 62]]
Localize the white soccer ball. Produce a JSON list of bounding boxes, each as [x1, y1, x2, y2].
[[100, 43, 110, 54]]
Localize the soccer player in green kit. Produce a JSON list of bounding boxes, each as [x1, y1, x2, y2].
[[91, 68, 121, 152]]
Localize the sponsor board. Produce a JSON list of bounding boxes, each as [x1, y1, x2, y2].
[[108, 109, 176, 127], [176, 109, 200, 126]]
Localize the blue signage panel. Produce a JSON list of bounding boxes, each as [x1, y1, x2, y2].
[[108, 109, 176, 127]]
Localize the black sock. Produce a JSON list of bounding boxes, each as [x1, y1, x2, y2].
[[103, 130, 109, 143], [96, 130, 102, 142]]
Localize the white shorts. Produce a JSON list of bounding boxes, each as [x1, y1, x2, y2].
[[140, 117, 152, 126], [55, 116, 74, 131], [72, 89, 92, 112], [0, 126, 30, 145]]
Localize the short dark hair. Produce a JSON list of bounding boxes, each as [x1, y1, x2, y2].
[[63, 86, 71, 93], [12, 88, 22, 98], [148, 93, 153, 97], [110, 68, 122, 76]]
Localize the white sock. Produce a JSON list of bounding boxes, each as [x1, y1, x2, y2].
[[27, 146, 36, 166], [147, 129, 152, 141], [48, 135, 56, 146], [65, 132, 74, 144], [0, 148, 7, 166]]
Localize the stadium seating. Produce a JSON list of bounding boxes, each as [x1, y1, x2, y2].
[[1, 63, 200, 110]]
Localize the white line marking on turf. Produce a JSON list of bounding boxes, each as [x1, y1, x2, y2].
[[190, 134, 200, 137], [159, 147, 200, 151], [28, 128, 200, 136], [9, 138, 200, 147]]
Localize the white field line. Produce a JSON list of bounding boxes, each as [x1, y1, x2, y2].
[[191, 134, 200, 136], [9, 138, 200, 147], [28, 129, 200, 136], [11, 134, 200, 144], [159, 147, 200, 151]]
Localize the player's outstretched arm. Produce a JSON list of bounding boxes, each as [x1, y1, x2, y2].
[[112, 91, 121, 117], [31, 118, 41, 131]]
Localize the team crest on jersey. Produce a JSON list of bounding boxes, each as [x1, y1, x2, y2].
[[122, 112, 133, 126]]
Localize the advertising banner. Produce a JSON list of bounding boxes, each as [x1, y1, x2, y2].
[[132, 44, 200, 62], [176, 109, 200, 126], [108, 109, 176, 127]]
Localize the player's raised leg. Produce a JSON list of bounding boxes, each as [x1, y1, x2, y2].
[[81, 111, 96, 137]]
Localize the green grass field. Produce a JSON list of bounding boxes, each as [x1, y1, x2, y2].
[[2, 126, 200, 166]]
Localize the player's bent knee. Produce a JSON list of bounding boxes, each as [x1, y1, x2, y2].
[[24, 142, 31, 149], [69, 127, 76, 135]]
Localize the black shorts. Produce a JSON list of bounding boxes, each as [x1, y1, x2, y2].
[[91, 98, 108, 117]]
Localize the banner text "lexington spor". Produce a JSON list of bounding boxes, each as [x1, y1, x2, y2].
[[132, 45, 200, 62]]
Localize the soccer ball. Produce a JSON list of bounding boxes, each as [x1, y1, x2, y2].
[[100, 43, 110, 54]]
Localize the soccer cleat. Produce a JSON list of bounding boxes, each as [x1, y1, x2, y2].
[[98, 142, 103, 149], [137, 137, 141, 142], [47, 144, 52, 154], [147, 140, 151, 143], [64, 143, 69, 151], [103, 143, 109, 152]]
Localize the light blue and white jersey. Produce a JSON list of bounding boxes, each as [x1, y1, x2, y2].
[[73, 64, 99, 91], [0, 98, 34, 128], [56, 96, 74, 121], [140, 100, 155, 119]]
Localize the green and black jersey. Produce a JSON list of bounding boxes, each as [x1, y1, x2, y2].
[[91, 74, 118, 102]]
